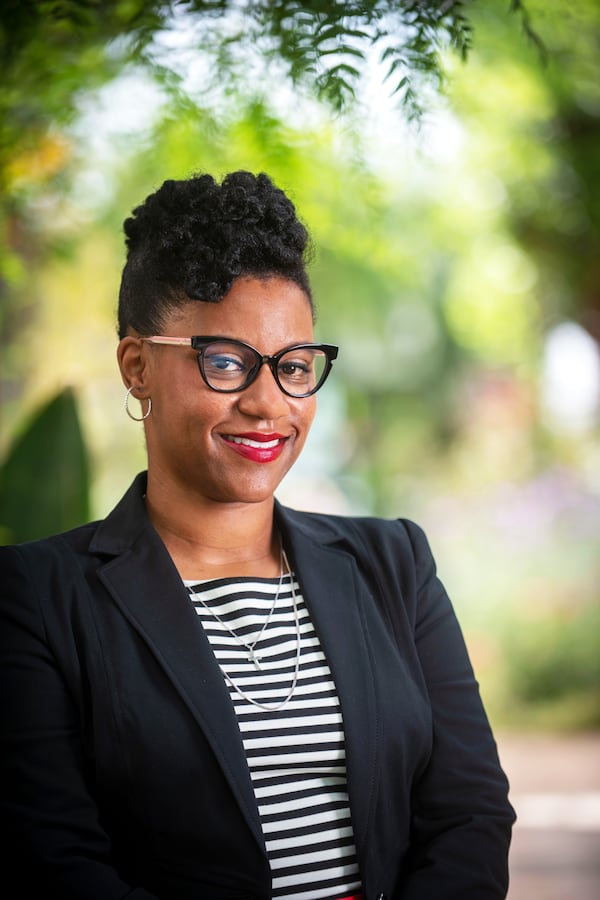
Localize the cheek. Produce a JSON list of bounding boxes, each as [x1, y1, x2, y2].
[[151, 382, 232, 435], [296, 398, 317, 434]]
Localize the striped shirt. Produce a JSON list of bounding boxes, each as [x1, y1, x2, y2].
[[185, 571, 362, 900]]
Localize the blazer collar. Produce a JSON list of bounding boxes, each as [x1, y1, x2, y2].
[[91, 473, 266, 851], [90, 474, 378, 858], [89, 471, 152, 555]]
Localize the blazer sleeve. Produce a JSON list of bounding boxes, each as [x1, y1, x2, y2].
[[395, 520, 516, 899], [0, 543, 159, 900]]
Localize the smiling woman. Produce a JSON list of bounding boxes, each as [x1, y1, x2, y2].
[[0, 170, 515, 900], [120, 275, 321, 524]]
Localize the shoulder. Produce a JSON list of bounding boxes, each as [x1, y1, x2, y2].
[[276, 503, 439, 604], [277, 501, 432, 563], [277, 504, 447, 637], [0, 521, 100, 582], [0, 471, 148, 572]]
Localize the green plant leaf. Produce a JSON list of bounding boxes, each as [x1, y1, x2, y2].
[[0, 387, 91, 544]]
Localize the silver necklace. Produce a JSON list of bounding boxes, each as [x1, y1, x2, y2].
[[189, 550, 302, 712], [190, 547, 285, 670]]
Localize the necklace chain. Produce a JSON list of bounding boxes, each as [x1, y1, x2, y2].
[[191, 547, 285, 670], [188, 549, 302, 712]]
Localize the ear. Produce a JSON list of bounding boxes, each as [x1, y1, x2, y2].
[[117, 336, 150, 395]]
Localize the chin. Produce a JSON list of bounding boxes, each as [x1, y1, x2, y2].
[[209, 480, 282, 506]]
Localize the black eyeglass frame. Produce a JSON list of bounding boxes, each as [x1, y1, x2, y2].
[[140, 335, 339, 398]]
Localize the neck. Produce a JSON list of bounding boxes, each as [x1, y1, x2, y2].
[[144, 473, 280, 581]]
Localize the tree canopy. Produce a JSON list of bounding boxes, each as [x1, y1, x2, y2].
[[1, 1, 541, 178]]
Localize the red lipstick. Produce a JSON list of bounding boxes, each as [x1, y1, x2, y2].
[[221, 432, 288, 463]]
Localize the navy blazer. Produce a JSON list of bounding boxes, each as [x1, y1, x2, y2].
[[0, 472, 514, 900]]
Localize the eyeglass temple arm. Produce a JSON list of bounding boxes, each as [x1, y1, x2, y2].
[[140, 336, 194, 346]]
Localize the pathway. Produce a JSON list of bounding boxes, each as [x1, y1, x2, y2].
[[497, 731, 600, 900]]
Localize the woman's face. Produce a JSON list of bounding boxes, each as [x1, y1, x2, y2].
[[135, 276, 318, 506]]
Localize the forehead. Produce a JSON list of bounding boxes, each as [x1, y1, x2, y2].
[[167, 276, 314, 348]]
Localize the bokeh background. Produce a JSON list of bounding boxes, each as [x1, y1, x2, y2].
[[1, 2, 599, 895]]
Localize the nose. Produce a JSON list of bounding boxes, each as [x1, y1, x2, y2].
[[236, 361, 291, 419]]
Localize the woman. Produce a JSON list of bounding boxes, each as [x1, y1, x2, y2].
[[0, 171, 515, 900]]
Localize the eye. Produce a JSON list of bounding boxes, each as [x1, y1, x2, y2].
[[205, 353, 245, 373], [278, 351, 316, 385], [279, 360, 310, 379], [202, 343, 254, 383]]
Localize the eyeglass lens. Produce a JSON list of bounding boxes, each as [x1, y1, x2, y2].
[[200, 341, 329, 396]]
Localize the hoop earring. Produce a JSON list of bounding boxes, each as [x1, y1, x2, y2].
[[125, 386, 152, 421]]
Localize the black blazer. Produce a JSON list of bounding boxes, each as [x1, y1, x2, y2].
[[0, 472, 514, 900]]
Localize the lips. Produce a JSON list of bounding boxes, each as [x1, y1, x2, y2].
[[220, 432, 288, 463]]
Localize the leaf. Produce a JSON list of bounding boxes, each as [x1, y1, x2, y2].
[[316, 25, 369, 43], [318, 44, 365, 60], [326, 62, 361, 79], [0, 387, 91, 544]]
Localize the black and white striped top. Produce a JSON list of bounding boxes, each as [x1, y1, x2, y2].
[[185, 570, 362, 900]]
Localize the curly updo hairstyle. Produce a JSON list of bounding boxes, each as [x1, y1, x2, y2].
[[117, 170, 314, 339]]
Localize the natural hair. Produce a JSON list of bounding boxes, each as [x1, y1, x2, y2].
[[117, 170, 314, 338]]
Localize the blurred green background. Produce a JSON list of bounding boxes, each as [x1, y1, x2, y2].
[[1, 0, 599, 733]]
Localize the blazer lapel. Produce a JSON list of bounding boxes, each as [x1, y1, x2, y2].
[[276, 504, 379, 858], [90, 475, 265, 852]]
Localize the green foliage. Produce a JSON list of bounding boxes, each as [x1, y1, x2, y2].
[[0, 0, 536, 183], [444, 0, 600, 337], [0, 387, 91, 544], [505, 604, 600, 705], [242, 0, 473, 118], [0, 0, 143, 177], [488, 603, 600, 730]]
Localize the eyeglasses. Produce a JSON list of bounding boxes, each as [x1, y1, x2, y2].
[[140, 335, 339, 397]]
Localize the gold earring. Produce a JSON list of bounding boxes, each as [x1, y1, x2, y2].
[[125, 386, 152, 421]]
